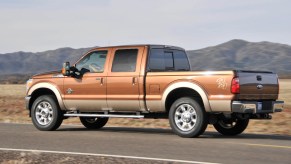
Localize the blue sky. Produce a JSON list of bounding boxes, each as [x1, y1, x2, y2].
[[0, 0, 290, 53]]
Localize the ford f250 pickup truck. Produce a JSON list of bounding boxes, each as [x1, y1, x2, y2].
[[25, 45, 284, 138]]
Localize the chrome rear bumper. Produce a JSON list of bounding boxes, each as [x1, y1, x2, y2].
[[232, 101, 284, 113]]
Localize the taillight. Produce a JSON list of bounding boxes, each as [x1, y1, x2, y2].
[[231, 77, 240, 94]]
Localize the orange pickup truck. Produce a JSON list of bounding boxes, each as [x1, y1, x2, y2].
[[25, 45, 284, 137]]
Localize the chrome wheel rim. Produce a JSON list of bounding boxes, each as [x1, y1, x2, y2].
[[35, 101, 53, 126], [174, 104, 197, 131]]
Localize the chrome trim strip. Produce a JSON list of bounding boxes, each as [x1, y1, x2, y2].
[[63, 113, 144, 118]]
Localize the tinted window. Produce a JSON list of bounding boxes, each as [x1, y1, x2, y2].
[[165, 52, 174, 70], [148, 49, 165, 71], [76, 51, 107, 73], [112, 49, 138, 72], [174, 50, 190, 71], [148, 48, 190, 71]]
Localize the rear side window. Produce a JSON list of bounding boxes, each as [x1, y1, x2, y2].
[[112, 49, 138, 72], [147, 49, 164, 71], [148, 49, 190, 71], [164, 52, 174, 70], [174, 50, 190, 71]]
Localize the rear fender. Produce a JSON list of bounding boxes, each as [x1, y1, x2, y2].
[[162, 82, 211, 112]]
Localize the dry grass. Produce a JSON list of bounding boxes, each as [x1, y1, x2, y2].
[[244, 79, 291, 135], [278, 79, 291, 108], [0, 80, 290, 135], [0, 85, 30, 123]]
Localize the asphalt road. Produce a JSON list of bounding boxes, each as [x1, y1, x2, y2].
[[0, 123, 290, 164]]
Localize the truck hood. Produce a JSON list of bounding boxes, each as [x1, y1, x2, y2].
[[32, 70, 63, 79]]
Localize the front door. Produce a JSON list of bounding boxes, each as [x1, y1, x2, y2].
[[106, 47, 145, 111], [63, 49, 110, 111]]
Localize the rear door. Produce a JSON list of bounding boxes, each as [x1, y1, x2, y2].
[[106, 47, 145, 111]]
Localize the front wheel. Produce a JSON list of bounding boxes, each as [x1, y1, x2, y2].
[[31, 95, 63, 131], [169, 97, 208, 138], [80, 117, 109, 129], [213, 118, 249, 136]]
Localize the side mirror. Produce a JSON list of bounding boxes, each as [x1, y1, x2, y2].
[[62, 62, 71, 76]]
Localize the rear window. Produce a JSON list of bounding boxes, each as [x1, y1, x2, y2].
[[148, 49, 190, 71]]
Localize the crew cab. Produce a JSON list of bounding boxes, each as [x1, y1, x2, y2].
[[25, 45, 284, 137]]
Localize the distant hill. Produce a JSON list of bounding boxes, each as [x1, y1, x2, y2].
[[187, 39, 291, 75], [0, 47, 92, 75], [0, 40, 290, 80]]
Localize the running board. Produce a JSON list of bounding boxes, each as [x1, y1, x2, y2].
[[63, 113, 144, 118]]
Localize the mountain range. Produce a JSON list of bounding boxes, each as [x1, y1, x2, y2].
[[187, 39, 291, 75], [0, 39, 290, 80]]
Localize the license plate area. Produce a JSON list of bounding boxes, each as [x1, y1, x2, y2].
[[257, 102, 262, 111], [256, 101, 273, 113]]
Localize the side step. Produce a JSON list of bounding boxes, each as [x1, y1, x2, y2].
[[64, 113, 144, 119]]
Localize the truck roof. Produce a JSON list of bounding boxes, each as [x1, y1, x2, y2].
[[90, 44, 185, 51]]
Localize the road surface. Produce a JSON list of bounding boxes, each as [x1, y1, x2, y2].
[[0, 123, 290, 164]]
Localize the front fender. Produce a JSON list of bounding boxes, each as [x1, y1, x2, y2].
[[28, 82, 66, 110]]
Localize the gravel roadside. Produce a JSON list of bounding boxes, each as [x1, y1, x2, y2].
[[0, 150, 178, 164]]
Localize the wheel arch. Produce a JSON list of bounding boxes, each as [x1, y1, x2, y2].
[[162, 81, 211, 112], [28, 82, 65, 112]]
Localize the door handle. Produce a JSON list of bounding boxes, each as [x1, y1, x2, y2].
[[96, 77, 104, 85], [132, 77, 138, 85]]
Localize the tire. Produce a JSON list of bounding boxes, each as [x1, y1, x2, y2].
[[169, 97, 208, 138], [80, 117, 109, 129], [213, 118, 249, 136], [31, 95, 63, 131]]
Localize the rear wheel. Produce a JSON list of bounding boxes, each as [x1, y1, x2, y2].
[[213, 118, 249, 136], [31, 95, 63, 131], [80, 117, 109, 129], [169, 97, 208, 138]]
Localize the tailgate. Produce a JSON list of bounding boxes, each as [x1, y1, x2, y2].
[[235, 70, 279, 100]]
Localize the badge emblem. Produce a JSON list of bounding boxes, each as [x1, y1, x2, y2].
[[216, 78, 227, 90], [67, 88, 73, 94], [257, 84, 263, 89]]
